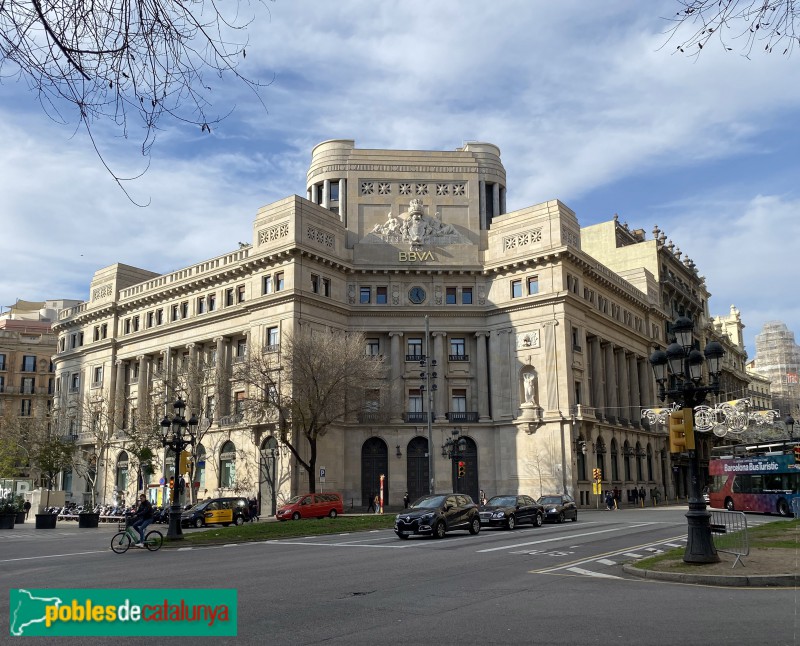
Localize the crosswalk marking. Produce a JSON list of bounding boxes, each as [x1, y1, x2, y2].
[[565, 567, 622, 579], [623, 552, 644, 558], [596, 559, 617, 566]]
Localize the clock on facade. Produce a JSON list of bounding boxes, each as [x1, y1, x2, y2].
[[408, 287, 426, 304]]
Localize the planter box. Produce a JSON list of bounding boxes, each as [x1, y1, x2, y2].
[[0, 514, 16, 529], [35, 513, 58, 529], [78, 513, 100, 528], [15, 511, 26, 524]]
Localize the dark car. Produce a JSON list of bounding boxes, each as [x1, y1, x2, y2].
[[479, 495, 543, 530], [180, 497, 249, 528], [537, 494, 578, 523], [394, 493, 481, 539]]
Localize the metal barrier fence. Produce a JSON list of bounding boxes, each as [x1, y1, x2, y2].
[[710, 510, 749, 569]]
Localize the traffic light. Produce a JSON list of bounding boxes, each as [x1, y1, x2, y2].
[[592, 468, 602, 482], [669, 408, 696, 453], [457, 461, 466, 477]]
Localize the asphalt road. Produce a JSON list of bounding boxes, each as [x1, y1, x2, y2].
[[1, 507, 797, 645]]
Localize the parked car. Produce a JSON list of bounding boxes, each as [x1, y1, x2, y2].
[[394, 493, 481, 539], [181, 497, 249, 528], [480, 495, 543, 530], [275, 492, 344, 520], [537, 494, 578, 523]]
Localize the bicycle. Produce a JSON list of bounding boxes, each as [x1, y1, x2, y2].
[[110, 516, 163, 553]]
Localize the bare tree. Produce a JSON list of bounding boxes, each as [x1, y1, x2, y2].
[[0, 0, 272, 196], [235, 327, 387, 494], [665, 1, 800, 57]]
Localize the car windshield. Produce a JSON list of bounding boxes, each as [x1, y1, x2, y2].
[[185, 501, 209, 512], [538, 497, 561, 505], [487, 496, 516, 507], [410, 495, 447, 509], [284, 495, 304, 505]]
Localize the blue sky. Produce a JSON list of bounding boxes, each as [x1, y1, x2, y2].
[[1, 0, 799, 358]]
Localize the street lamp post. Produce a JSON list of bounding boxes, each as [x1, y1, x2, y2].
[[649, 315, 724, 564], [784, 415, 795, 441], [441, 428, 467, 492], [160, 397, 198, 540]]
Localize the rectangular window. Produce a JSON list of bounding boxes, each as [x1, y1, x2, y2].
[[267, 326, 279, 349], [0, 375, 4, 393], [366, 338, 380, 356], [93, 366, 103, 386], [146, 311, 154, 328], [408, 389, 422, 413], [237, 285, 246, 303], [198, 296, 206, 314], [22, 355, 36, 372], [181, 301, 189, 318], [236, 340, 247, 359], [234, 392, 245, 415], [450, 338, 466, 357], [572, 326, 581, 351], [155, 310, 163, 326], [451, 389, 467, 412], [124, 319, 131, 334], [364, 389, 380, 412], [322, 277, 331, 297], [329, 183, 339, 202], [59, 337, 66, 352], [462, 287, 473, 304], [225, 288, 235, 306], [311, 274, 320, 294], [446, 287, 457, 304], [376, 286, 388, 304], [21, 377, 34, 394], [93, 326, 101, 341], [70, 373, 80, 392], [0, 354, 5, 371], [406, 338, 423, 359], [511, 279, 522, 299], [527, 276, 539, 295], [360, 287, 371, 304], [171, 304, 180, 321], [276, 272, 285, 291], [208, 294, 217, 311], [132, 316, 139, 332], [21, 399, 32, 416], [263, 275, 273, 294]]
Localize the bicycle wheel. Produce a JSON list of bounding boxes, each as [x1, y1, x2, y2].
[[111, 531, 132, 554], [145, 529, 163, 551]]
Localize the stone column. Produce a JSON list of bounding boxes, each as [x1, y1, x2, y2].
[[136, 355, 149, 421], [543, 321, 560, 412], [479, 180, 486, 229], [492, 182, 500, 221], [489, 329, 512, 418], [638, 358, 652, 410], [628, 354, 641, 425], [616, 350, 630, 425], [338, 178, 346, 222], [310, 183, 318, 204], [214, 337, 226, 420], [389, 332, 403, 423], [432, 332, 446, 421], [499, 186, 506, 215], [604, 343, 618, 423], [590, 337, 605, 415], [114, 360, 126, 431], [475, 331, 490, 421], [322, 179, 330, 210]]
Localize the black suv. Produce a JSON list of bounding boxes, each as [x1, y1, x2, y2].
[[394, 494, 481, 539]]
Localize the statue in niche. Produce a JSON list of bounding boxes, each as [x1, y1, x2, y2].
[[522, 369, 538, 405]]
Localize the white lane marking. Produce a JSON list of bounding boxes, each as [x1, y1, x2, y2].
[[566, 567, 622, 579], [597, 559, 617, 566], [477, 525, 655, 553], [0, 550, 108, 563], [664, 542, 682, 548], [623, 552, 644, 558]]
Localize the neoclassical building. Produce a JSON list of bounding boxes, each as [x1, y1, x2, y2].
[[54, 139, 742, 512]]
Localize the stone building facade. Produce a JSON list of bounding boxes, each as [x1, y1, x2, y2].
[[53, 139, 742, 511]]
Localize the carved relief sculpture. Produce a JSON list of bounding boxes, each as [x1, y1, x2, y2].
[[366, 198, 465, 247]]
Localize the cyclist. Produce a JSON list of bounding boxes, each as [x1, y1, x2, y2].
[[131, 493, 154, 548]]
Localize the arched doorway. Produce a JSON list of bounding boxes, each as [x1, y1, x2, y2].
[[406, 436, 429, 502], [220, 441, 236, 490], [450, 436, 478, 503], [259, 437, 280, 517], [361, 437, 388, 508], [115, 451, 129, 496]]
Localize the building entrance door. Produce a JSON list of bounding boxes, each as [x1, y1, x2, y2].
[[406, 436, 429, 503], [361, 437, 388, 508]]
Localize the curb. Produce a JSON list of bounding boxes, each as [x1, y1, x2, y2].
[[622, 563, 799, 587]]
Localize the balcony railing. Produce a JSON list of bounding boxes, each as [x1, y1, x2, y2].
[[403, 412, 428, 423], [405, 354, 424, 362], [358, 411, 391, 423], [446, 411, 479, 423], [219, 413, 244, 427], [448, 354, 469, 362], [262, 344, 279, 354]]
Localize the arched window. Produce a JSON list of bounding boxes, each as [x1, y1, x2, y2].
[[595, 437, 606, 480], [116, 451, 129, 494], [195, 444, 206, 490], [646, 444, 654, 481], [220, 441, 236, 488], [623, 442, 632, 481], [610, 439, 619, 481], [635, 442, 644, 481]]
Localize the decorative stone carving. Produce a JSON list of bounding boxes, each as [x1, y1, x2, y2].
[[258, 222, 289, 245], [503, 229, 542, 251], [365, 198, 465, 247], [92, 284, 113, 301], [516, 330, 541, 350], [306, 225, 335, 249]]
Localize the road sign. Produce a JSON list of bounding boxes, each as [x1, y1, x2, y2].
[[319, 467, 326, 482]]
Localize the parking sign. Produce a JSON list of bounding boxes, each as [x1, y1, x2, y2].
[[319, 467, 326, 482]]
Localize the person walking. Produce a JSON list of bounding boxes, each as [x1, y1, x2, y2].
[[403, 492, 410, 509], [631, 488, 639, 506], [604, 490, 614, 511], [367, 493, 376, 513], [248, 498, 259, 522], [373, 493, 380, 514], [639, 486, 646, 508], [23, 500, 31, 519]]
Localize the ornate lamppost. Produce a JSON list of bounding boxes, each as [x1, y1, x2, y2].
[[160, 397, 198, 540], [784, 415, 795, 441], [649, 315, 724, 564], [441, 428, 467, 493]]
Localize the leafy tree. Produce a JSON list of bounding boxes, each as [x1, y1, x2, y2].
[[27, 423, 75, 508], [665, 1, 800, 57], [0, 407, 27, 478], [0, 0, 271, 194], [235, 327, 387, 494]]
